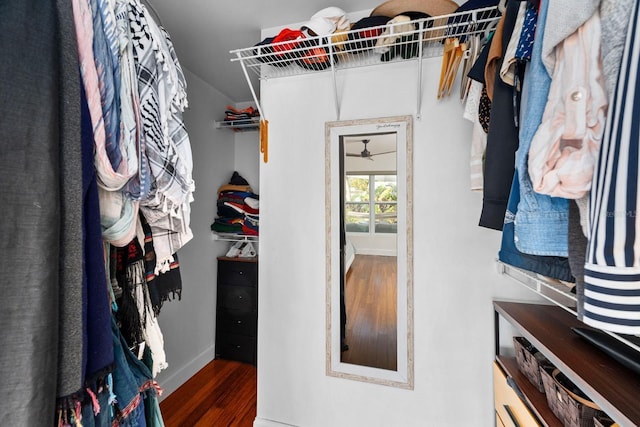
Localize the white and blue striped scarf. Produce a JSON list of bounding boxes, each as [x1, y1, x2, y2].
[[128, 0, 194, 269]]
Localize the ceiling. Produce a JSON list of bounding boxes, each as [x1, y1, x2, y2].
[[344, 133, 396, 156], [145, 0, 379, 104]]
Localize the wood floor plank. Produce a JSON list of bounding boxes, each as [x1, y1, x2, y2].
[[160, 359, 256, 427], [341, 254, 397, 371]]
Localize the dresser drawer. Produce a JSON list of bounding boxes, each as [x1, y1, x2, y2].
[[494, 362, 541, 427], [218, 285, 256, 312], [217, 309, 257, 337], [215, 333, 256, 365], [218, 259, 257, 287]]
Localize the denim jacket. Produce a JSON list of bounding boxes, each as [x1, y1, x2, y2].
[[514, 0, 569, 257], [499, 172, 575, 282]]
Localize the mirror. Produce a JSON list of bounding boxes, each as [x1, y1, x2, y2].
[[325, 116, 413, 389]]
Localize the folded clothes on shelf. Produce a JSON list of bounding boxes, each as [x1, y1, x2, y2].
[[211, 171, 259, 238], [223, 105, 260, 123]]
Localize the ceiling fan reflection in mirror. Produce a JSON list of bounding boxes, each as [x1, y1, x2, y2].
[[346, 139, 395, 161]]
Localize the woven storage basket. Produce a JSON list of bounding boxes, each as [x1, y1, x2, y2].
[[513, 336, 553, 393], [593, 414, 618, 427], [540, 366, 608, 427]]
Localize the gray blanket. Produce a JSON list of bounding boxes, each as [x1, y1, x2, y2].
[[0, 0, 84, 423]]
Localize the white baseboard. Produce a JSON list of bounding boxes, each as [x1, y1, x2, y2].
[[253, 418, 298, 427], [356, 249, 396, 256], [157, 344, 215, 400]]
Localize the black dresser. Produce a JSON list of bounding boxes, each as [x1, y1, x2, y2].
[[215, 256, 258, 365]]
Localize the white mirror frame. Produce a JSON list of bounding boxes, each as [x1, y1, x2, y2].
[[325, 116, 413, 389]]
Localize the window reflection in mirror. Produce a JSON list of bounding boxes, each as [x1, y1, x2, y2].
[[325, 116, 413, 389], [344, 174, 398, 234]]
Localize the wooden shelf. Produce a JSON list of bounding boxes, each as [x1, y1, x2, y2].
[[494, 301, 640, 427]]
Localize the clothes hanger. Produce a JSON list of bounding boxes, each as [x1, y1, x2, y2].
[[458, 13, 480, 101], [443, 40, 466, 96], [460, 33, 480, 100], [438, 36, 459, 98]]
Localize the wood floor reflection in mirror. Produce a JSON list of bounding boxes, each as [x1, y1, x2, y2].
[[342, 254, 397, 371]]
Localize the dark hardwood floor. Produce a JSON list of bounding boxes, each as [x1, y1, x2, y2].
[[160, 359, 256, 427], [341, 254, 397, 371]]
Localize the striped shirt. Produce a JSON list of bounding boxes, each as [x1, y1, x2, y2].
[[584, 0, 640, 334]]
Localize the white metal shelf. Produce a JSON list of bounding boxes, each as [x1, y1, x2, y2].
[[230, 6, 500, 79], [214, 117, 260, 131], [229, 6, 502, 120], [212, 232, 259, 243], [496, 261, 577, 314], [496, 260, 640, 356]]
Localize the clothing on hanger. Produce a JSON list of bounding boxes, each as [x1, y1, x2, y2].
[[512, 0, 569, 256], [584, 0, 640, 334]]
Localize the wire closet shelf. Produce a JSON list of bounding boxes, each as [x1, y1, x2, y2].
[[229, 6, 502, 81], [496, 261, 640, 356]]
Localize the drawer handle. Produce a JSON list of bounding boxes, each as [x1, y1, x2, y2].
[[238, 295, 243, 299], [236, 345, 241, 349], [236, 320, 243, 324], [239, 271, 244, 275], [502, 405, 521, 427]]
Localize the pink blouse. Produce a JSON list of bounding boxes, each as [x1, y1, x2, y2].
[[527, 11, 608, 199]]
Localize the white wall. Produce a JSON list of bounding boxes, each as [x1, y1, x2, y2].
[[155, 68, 237, 396], [256, 59, 539, 426], [233, 100, 261, 193], [348, 233, 396, 256], [234, 129, 261, 193]]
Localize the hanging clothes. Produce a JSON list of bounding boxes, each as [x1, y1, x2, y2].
[[527, 11, 608, 200], [600, 0, 635, 99], [90, 0, 122, 171], [584, 0, 640, 334], [512, 0, 569, 256], [499, 172, 575, 282], [566, 0, 635, 323], [128, 0, 195, 272], [2, 0, 190, 423], [498, 1, 527, 87], [477, 0, 521, 230], [116, 0, 151, 201], [82, 82, 117, 393], [482, 9, 506, 101], [56, 0, 87, 405], [540, 0, 601, 76], [568, 200, 588, 320], [513, 1, 537, 64], [141, 215, 182, 316], [463, 79, 487, 191], [73, 0, 137, 192], [0, 0, 71, 424]]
